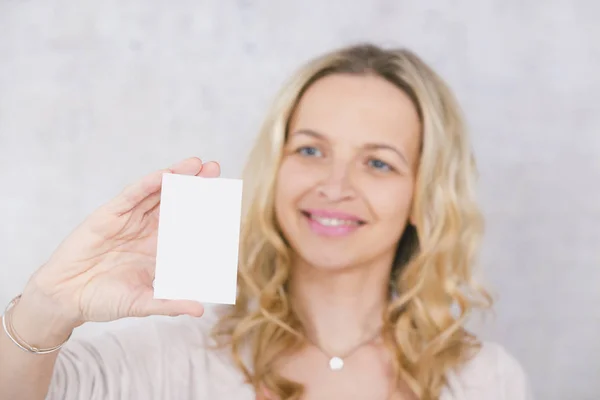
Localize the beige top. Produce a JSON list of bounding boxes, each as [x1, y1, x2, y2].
[[46, 311, 533, 399]]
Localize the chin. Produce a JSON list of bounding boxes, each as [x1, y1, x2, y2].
[[293, 247, 364, 271]]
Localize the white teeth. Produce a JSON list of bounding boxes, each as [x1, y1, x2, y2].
[[311, 216, 358, 226]]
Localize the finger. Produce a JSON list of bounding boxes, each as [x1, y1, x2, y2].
[[139, 160, 219, 216], [138, 191, 162, 216], [168, 157, 204, 175], [197, 161, 221, 178], [107, 157, 203, 215], [139, 298, 205, 318]]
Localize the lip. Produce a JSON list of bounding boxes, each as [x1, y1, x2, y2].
[[301, 209, 366, 237], [302, 209, 365, 222]]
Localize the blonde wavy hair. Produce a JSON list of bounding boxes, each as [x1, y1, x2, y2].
[[211, 43, 493, 399]]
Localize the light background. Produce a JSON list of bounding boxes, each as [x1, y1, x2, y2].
[[0, 1, 598, 398]]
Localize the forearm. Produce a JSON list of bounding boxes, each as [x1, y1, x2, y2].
[[0, 296, 75, 400]]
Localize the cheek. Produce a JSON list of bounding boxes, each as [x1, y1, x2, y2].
[[275, 159, 313, 214], [367, 179, 414, 224]]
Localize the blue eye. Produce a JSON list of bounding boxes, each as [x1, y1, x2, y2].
[[297, 146, 322, 157], [368, 159, 392, 171]]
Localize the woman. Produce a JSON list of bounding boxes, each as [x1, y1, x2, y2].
[[0, 44, 531, 399]]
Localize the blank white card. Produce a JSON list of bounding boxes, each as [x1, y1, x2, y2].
[[153, 173, 243, 305]]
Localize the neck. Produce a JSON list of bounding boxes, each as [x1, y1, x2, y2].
[[288, 253, 394, 356]]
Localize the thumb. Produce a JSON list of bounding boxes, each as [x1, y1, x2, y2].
[[137, 296, 205, 318]]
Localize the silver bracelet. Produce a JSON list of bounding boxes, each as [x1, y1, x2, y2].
[[1, 294, 71, 354]]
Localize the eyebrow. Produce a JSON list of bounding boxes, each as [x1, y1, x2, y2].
[[291, 129, 409, 166]]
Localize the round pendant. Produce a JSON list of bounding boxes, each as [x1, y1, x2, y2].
[[329, 356, 344, 371]]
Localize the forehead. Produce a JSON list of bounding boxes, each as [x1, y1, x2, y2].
[[289, 73, 421, 145]]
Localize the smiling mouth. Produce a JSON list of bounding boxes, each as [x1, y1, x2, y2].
[[300, 211, 366, 227]]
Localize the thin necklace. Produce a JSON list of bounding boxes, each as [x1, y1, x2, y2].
[[306, 328, 383, 371]]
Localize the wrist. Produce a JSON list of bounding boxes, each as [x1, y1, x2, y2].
[[6, 293, 80, 349]]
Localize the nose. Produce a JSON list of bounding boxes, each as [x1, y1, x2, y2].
[[316, 163, 356, 202]]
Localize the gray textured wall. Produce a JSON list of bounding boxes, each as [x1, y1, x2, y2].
[[1, 1, 598, 399]]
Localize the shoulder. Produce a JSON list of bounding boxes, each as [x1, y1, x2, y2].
[[52, 308, 250, 399], [441, 341, 533, 400], [57, 312, 216, 378], [109, 307, 236, 366]]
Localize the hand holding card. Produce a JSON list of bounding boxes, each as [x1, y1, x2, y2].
[[12, 158, 222, 333]]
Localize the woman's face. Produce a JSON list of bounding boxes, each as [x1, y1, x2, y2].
[[275, 73, 421, 270]]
